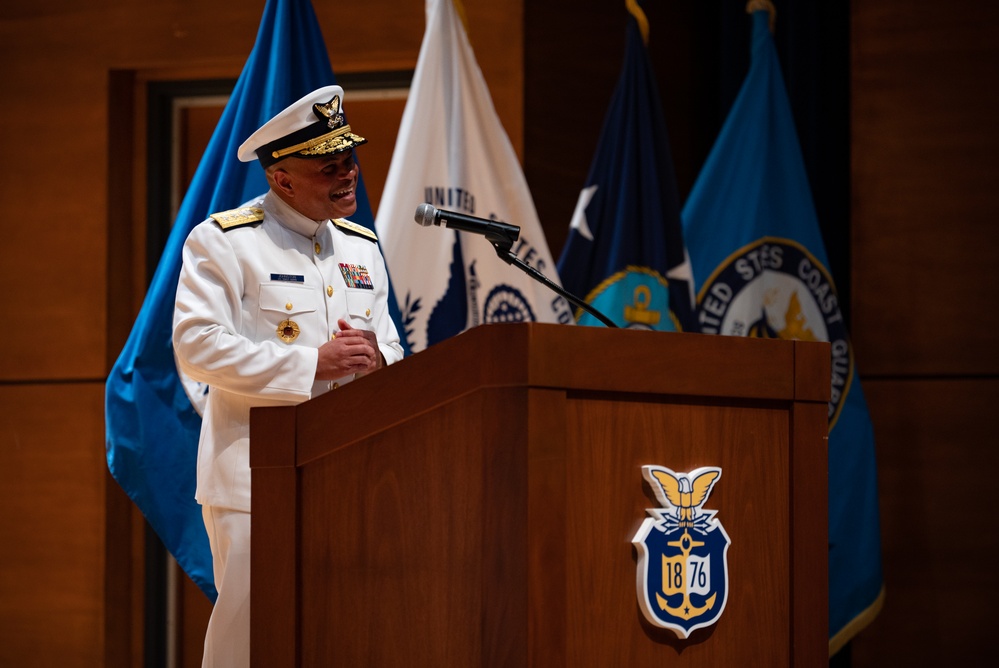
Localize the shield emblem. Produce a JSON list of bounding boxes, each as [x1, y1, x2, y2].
[[632, 465, 731, 638]]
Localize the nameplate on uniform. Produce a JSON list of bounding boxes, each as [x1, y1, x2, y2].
[[270, 274, 305, 283]]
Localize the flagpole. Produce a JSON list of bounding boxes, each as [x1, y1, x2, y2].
[[496, 249, 619, 328], [624, 0, 649, 44], [746, 0, 776, 32]]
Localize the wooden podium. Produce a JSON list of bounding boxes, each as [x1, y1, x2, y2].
[[249, 323, 829, 667]]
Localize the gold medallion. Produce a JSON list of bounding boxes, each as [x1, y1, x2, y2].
[[276, 319, 300, 343]]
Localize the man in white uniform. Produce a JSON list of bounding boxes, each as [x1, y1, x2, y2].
[[173, 85, 404, 667]]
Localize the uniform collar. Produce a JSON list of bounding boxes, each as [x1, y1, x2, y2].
[[263, 190, 326, 239]]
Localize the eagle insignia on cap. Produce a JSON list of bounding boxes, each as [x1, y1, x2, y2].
[[313, 96, 345, 130], [239, 86, 367, 166]]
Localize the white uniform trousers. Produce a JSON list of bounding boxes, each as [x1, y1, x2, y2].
[[202, 505, 251, 668]]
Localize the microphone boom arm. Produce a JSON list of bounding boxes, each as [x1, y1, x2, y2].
[[490, 241, 618, 329]]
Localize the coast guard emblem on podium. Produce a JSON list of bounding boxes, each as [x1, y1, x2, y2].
[[632, 465, 731, 637]]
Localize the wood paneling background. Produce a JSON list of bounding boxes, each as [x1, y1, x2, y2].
[[0, 0, 996, 665], [848, 0, 999, 665], [851, 0, 999, 376], [0, 386, 106, 667], [853, 379, 998, 665]]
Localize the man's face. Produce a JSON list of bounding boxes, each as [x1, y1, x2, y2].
[[273, 151, 359, 221]]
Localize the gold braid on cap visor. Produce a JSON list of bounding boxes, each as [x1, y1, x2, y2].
[[270, 123, 366, 160]]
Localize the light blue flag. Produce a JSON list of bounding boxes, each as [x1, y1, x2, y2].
[[556, 2, 694, 331], [681, 9, 884, 653], [104, 0, 403, 601]]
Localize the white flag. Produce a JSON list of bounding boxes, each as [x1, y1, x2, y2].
[[375, 0, 572, 353]]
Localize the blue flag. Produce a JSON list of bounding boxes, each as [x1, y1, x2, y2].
[[681, 9, 884, 652], [556, 4, 694, 331], [104, 0, 402, 601]]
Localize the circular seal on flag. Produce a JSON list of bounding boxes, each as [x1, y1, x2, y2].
[[696, 237, 853, 427], [483, 284, 535, 323], [582, 266, 680, 331]]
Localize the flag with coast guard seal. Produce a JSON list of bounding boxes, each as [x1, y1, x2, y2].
[[375, 0, 571, 353], [556, 2, 694, 331], [104, 0, 402, 601], [681, 8, 884, 653]]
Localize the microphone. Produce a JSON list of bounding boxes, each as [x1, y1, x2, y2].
[[414, 203, 520, 246], [414, 204, 617, 327]]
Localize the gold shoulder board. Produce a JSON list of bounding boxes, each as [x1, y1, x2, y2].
[[333, 218, 378, 242], [211, 207, 265, 231]]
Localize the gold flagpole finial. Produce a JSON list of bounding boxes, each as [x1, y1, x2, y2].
[[625, 0, 650, 45], [746, 0, 776, 34]]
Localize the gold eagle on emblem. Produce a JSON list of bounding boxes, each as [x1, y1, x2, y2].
[[649, 468, 720, 523]]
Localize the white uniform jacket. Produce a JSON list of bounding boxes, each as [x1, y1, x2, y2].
[[173, 191, 404, 512]]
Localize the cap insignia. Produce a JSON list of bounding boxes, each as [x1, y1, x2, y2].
[[313, 95, 344, 130]]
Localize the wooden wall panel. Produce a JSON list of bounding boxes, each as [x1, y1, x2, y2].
[[852, 378, 998, 665], [0, 384, 106, 667], [176, 564, 213, 667], [851, 1, 999, 662], [851, 0, 999, 376]]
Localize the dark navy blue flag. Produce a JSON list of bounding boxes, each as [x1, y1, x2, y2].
[[556, 3, 694, 331], [681, 7, 883, 652], [104, 0, 404, 600]]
